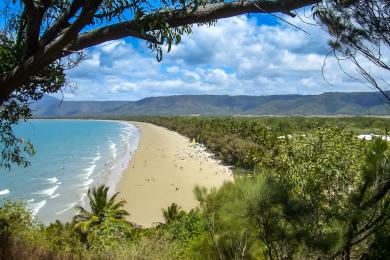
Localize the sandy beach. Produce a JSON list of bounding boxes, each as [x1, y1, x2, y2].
[[118, 122, 233, 227]]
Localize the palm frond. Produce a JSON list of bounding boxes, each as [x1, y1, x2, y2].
[[73, 184, 130, 243]]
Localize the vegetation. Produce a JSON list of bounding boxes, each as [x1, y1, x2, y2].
[[162, 203, 186, 224], [133, 116, 390, 169], [0, 117, 389, 259], [315, 0, 390, 101], [73, 185, 130, 245]]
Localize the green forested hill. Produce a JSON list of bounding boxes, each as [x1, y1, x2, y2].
[[32, 91, 390, 116]]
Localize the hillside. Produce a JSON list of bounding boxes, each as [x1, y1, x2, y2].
[[31, 92, 390, 116]]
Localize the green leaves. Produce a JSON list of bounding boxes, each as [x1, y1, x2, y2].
[[143, 117, 282, 169], [0, 104, 36, 170], [314, 0, 390, 102], [275, 127, 364, 212], [162, 203, 186, 224], [0, 39, 66, 170], [362, 138, 389, 185], [162, 208, 206, 244], [73, 185, 129, 245], [146, 22, 192, 62]]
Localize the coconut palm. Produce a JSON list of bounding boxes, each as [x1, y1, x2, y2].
[[73, 185, 129, 243], [162, 203, 185, 224]]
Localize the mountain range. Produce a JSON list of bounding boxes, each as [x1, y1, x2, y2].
[[31, 92, 390, 116]]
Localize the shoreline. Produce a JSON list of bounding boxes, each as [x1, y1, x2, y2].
[[1, 119, 140, 224], [4, 119, 231, 225], [78, 120, 140, 210], [118, 122, 233, 227], [100, 120, 140, 195]]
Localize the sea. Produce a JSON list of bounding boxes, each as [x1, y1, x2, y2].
[[0, 119, 140, 224]]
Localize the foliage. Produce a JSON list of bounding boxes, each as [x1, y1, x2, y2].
[[0, 189, 139, 258], [196, 180, 261, 259], [0, 201, 78, 259], [315, 0, 390, 101], [362, 222, 390, 259], [336, 138, 390, 258], [86, 219, 138, 255], [162, 208, 206, 242], [275, 127, 365, 224], [125, 234, 183, 259], [44, 221, 84, 253], [0, 43, 64, 170], [138, 116, 284, 169], [0, 119, 389, 259], [134, 116, 390, 170], [162, 202, 186, 224], [0, 200, 36, 236], [73, 185, 129, 244]]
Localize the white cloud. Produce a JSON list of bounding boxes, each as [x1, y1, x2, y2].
[[166, 66, 180, 73], [63, 14, 389, 101], [101, 41, 123, 52]]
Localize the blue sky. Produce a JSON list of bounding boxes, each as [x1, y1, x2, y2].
[[61, 10, 388, 101]]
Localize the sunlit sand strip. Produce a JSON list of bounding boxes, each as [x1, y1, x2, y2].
[[118, 122, 233, 227]]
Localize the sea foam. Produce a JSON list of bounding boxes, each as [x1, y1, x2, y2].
[[46, 177, 58, 184], [29, 200, 46, 215], [50, 193, 60, 199], [33, 185, 59, 197], [56, 202, 77, 215], [103, 123, 140, 195], [83, 164, 97, 179], [92, 154, 101, 164], [108, 140, 117, 159], [82, 178, 94, 187], [0, 189, 10, 195]]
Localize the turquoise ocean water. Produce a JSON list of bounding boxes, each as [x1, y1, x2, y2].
[[0, 120, 140, 224]]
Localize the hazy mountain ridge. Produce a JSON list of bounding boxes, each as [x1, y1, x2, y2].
[[31, 92, 390, 116]]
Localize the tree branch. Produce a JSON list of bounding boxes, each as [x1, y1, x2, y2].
[[22, 0, 34, 10], [39, 0, 85, 47], [68, 0, 320, 52], [360, 173, 390, 210], [23, 1, 43, 57], [0, 1, 103, 104]]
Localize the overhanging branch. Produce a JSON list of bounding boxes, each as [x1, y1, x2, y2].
[[68, 0, 320, 52]]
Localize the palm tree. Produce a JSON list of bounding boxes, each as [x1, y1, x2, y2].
[[73, 185, 129, 243], [162, 203, 185, 224]]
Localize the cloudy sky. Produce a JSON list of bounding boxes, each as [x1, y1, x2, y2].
[[61, 10, 385, 101]]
